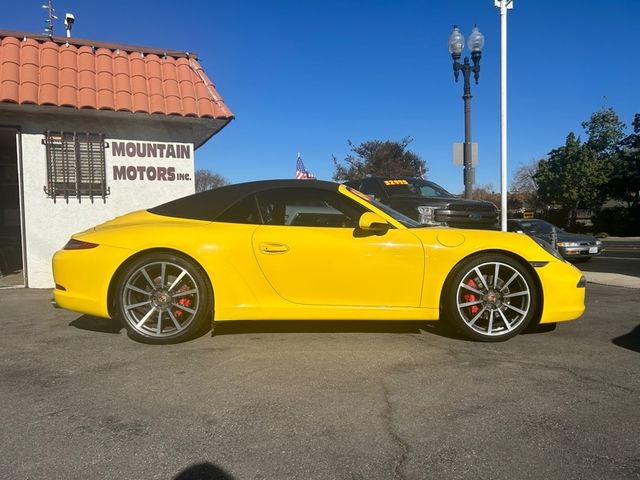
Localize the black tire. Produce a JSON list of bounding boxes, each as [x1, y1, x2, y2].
[[443, 253, 539, 342], [115, 252, 212, 344], [526, 322, 557, 334]]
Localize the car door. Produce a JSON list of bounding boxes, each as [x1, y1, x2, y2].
[[251, 187, 424, 307]]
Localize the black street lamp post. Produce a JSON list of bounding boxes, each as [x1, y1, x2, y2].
[[448, 25, 485, 200]]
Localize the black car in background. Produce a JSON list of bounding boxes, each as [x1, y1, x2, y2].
[[507, 218, 603, 261], [344, 177, 498, 229]]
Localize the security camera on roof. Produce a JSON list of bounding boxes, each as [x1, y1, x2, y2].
[[64, 13, 74, 27], [64, 12, 75, 38]]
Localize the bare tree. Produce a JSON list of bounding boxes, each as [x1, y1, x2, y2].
[[195, 169, 229, 192], [510, 161, 540, 211], [472, 184, 500, 205]]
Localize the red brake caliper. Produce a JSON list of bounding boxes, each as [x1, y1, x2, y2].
[[174, 284, 193, 318], [464, 278, 480, 316]]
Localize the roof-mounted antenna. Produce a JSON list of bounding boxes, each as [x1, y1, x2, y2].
[[42, 0, 58, 37], [64, 13, 75, 38]]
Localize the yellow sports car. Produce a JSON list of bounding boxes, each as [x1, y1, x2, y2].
[[52, 180, 586, 344]]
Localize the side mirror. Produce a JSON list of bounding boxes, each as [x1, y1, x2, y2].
[[358, 212, 390, 233]]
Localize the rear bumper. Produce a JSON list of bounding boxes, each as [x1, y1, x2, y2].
[[52, 244, 132, 318]]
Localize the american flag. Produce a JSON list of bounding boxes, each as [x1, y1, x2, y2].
[[295, 153, 314, 179]]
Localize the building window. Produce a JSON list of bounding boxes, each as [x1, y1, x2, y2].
[[43, 131, 110, 203]]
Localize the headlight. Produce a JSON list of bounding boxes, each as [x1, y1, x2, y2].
[[596, 240, 603, 246], [531, 236, 564, 261], [417, 206, 445, 226], [556, 241, 580, 247]]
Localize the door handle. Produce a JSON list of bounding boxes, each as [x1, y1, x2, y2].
[[259, 242, 289, 254]]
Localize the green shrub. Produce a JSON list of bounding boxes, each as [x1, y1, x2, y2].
[[592, 206, 640, 236]]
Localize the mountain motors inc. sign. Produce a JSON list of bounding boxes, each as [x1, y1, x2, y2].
[[110, 141, 193, 182]]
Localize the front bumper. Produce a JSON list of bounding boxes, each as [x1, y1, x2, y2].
[[435, 209, 498, 230], [559, 246, 603, 258], [537, 261, 586, 323]]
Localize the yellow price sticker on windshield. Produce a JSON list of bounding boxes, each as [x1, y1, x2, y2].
[[383, 179, 409, 185]]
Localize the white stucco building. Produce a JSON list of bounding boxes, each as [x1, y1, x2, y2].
[[0, 30, 233, 288]]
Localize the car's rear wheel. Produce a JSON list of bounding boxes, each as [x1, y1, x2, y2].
[[115, 253, 212, 344], [444, 253, 538, 342]]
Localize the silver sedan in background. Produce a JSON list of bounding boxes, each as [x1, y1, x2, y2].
[[508, 219, 603, 262]]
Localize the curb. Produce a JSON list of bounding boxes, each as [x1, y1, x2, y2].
[[583, 271, 640, 289]]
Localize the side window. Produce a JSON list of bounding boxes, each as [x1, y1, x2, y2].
[[358, 179, 385, 200], [256, 188, 367, 228], [419, 185, 438, 197], [217, 195, 260, 224]]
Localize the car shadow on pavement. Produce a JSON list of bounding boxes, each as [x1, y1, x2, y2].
[[69, 315, 123, 334], [213, 320, 435, 336], [68, 315, 559, 342], [174, 462, 235, 480], [211, 320, 554, 342], [612, 324, 640, 353], [68, 315, 469, 341]]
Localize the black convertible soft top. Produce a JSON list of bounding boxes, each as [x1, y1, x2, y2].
[[148, 179, 341, 221]]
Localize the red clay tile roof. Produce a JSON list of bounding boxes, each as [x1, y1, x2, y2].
[[0, 30, 234, 120]]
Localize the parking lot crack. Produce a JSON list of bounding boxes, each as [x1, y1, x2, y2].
[[564, 367, 637, 394], [469, 352, 637, 394], [381, 381, 410, 480]]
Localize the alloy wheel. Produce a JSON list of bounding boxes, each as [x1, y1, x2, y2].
[[121, 261, 200, 338], [455, 261, 531, 337]]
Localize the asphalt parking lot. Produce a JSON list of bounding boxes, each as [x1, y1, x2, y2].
[[1, 284, 639, 480]]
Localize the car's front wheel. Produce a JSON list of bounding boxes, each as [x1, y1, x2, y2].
[[444, 254, 538, 342], [115, 253, 212, 344]]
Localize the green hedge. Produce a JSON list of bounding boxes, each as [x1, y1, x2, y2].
[[591, 206, 640, 236]]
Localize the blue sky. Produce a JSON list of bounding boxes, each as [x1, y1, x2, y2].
[[9, 0, 640, 193]]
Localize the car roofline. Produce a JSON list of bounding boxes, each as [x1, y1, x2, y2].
[[149, 179, 341, 222]]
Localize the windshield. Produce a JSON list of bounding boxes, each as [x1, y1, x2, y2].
[[515, 219, 555, 234], [346, 187, 420, 228], [382, 178, 453, 198]]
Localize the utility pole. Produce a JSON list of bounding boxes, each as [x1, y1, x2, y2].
[[495, 0, 513, 230]]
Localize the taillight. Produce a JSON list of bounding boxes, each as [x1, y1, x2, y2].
[[63, 239, 99, 250]]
